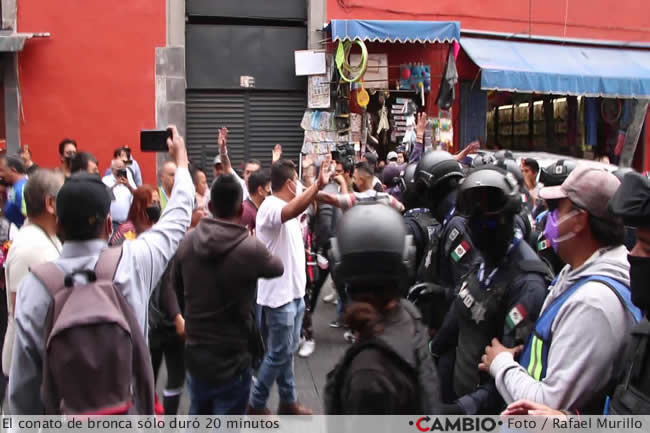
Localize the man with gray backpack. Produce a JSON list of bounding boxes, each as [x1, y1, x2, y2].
[[8, 126, 194, 415]]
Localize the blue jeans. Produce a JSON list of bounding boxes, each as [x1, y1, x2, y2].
[[187, 370, 252, 415], [250, 297, 304, 409]]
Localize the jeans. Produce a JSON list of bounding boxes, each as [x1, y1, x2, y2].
[[250, 297, 304, 409], [187, 369, 252, 415]]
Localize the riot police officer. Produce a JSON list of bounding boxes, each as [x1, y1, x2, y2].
[[401, 162, 440, 272], [324, 203, 441, 414], [414, 151, 480, 296], [434, 167, 550, 414]]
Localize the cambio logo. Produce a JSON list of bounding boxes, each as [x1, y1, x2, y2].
[[409, 416, 501, 432]]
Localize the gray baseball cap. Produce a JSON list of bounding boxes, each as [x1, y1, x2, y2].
[[539, 165, 621, 219]]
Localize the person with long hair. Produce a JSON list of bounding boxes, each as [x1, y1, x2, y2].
[[324, 203, 441, 414], [110, 185, 161, 246]]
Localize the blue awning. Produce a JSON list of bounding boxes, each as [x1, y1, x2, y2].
[[461, 37, 650, 98], [328, 20, 459, 43]]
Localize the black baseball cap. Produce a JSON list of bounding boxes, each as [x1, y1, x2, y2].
[[609, 171, 650, 228], [57, 172, 112, 227]]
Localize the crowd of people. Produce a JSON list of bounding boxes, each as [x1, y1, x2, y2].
[[0, 114, 646, 418]]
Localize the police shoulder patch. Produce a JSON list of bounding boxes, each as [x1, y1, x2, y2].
[[505, 304, 528, 329]]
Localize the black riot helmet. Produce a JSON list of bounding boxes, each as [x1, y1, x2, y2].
[[329, 203, 415, 295], [400, 162, 420, 209], [457, 167, 522, 260], [494, 150, 515, 162], [471, 152, 498, 168], [415, 151, 464, 191], [539, 159, 577, 187], [456, 167, 522, 218], [495, 159, 525, 188]]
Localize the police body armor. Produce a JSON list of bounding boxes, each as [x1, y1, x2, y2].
[[404, 208, 440, 273], [453, 242, 550, 398]]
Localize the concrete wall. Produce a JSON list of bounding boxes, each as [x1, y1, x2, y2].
[[16, 0, 166, 183]]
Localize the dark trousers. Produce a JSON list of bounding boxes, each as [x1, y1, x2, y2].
[[302, 268, 330, 341], [150, 329, 185, 415], [187, 369, 252, 415]]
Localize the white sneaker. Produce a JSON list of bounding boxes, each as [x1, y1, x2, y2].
[[323, 292, 337, 303], [298, 339, 316, 358]]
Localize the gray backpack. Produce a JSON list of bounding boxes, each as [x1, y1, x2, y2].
[[31, 247, 155, 415]]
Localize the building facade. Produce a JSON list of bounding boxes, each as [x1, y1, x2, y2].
[[2, 0, 649, 179]]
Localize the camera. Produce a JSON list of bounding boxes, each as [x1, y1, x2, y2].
[[116, 168, 128, 179], [332, 143, 355, 164]]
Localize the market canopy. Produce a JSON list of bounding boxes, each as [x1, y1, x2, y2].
[[328, 20, 460, 43], [461, 37, 650, 98]]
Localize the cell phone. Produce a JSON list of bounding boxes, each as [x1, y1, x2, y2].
[[116, 168, 128, 178], [140, 129, 172, 152]]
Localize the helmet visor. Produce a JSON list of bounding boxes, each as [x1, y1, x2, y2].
[[457, 186, 508, 217]]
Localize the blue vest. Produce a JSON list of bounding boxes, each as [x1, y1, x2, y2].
[[520, 275, 642, 381]]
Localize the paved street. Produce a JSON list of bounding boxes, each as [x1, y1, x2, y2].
[[157, 284, 347, 415]]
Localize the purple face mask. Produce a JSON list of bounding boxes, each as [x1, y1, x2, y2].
[[543, 210, 560, 253], [544, 208, 581, 253]]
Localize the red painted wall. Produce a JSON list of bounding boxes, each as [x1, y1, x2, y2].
[[17, 0, 165, 183], [328, 0, 650, 42]]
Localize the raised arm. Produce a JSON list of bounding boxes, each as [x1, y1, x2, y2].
[[280, 158, 331, 223], [125, 125, 193, 295]]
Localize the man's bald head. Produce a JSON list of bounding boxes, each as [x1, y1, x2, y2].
[[159, 160, 177, 196]]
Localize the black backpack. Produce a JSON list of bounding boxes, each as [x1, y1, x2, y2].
[[609, 318, 650, 415], [324, 301, 440, 414]]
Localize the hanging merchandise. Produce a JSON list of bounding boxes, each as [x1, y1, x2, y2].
[[438, 110, 454, 152], [356, 81, 370, 108], [335, 40, 368, 83], [377, 95, 390, 135], [437, 46, 458, 110], [399, 63, 432, 92]]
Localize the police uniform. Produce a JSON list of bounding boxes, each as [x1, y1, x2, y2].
[[404, 208, 440, 273], [442, 235, 549, 413]]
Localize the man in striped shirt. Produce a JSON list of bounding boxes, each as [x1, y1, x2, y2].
[[317, 162, 404, 213]]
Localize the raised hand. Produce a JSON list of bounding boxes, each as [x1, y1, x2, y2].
[[318, 156, 332, 189], [415, 112, 428, 141], [218, 128, 229, 155], [272, 144, 283, 163]]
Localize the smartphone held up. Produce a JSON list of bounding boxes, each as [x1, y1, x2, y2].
[[140, 128, 173, 152]]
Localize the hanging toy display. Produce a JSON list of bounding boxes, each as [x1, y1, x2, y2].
[[399, 63, 432, 92]]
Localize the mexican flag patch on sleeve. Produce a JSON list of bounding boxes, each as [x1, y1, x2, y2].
[[506, 304, 528, 329], [451, 240, 470, 262], [538, 239, 549, 251]]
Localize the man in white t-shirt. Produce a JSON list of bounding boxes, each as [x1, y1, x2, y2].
[[102, 159, 136, 231], [249, 158, 330, 415], [2, 169, 64, 378]]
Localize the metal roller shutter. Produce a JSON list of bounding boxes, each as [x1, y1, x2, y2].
[[186, 89, 305, 180], [186, 90, 247, 179], [248, 92, 306, 166]]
